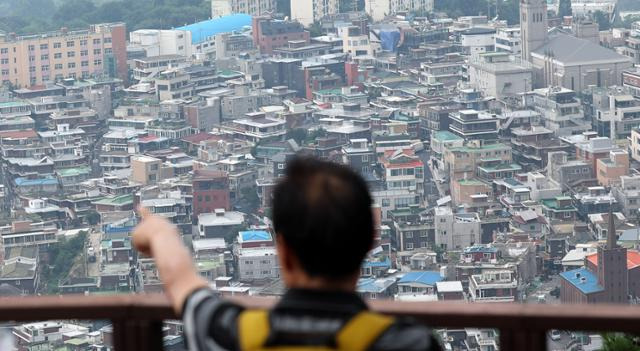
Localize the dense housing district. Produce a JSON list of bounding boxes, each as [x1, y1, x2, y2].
[[1, 0, 640, 349]]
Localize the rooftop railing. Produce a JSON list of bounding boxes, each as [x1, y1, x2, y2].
[[1, 294, 640, 350]]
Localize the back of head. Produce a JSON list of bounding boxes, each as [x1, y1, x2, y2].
[[272, 156, 374, 280]]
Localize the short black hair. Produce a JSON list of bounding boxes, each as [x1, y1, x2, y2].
[[272, 156, 374, 279]]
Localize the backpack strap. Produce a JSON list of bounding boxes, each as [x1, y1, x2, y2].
[[238, 309, 271, 350], [336, 311, 394, 351]]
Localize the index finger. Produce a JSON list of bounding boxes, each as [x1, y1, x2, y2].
[[137, 205, 151, 219]]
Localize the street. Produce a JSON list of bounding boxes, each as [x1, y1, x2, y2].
[[525, 275, 561, 304], [87, 228, 102, 277]]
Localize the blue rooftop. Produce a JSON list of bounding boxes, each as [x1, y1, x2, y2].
[[560, 268, 604, 295], [177, 14, 252, 44], [464, 245, 498, 254], [240, 230, 272, 242], [357, 277, 395, 293], [362, 257, 392, 269], [398, 271, 443, 286], [15, 177, 58, 186]]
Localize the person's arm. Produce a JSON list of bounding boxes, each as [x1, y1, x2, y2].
[[133, 207, 208, 315]]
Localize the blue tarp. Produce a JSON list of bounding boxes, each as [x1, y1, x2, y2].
[[380, 30, 400, 52], [177, 14, 252, 45]]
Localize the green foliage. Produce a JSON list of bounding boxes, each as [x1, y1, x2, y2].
[[558, 0, 572, 17], [305, 128, 327, 143], [621, 15, 640, 29], [602, 333, 640, 351], [40, 231, 88, 294], [308, 22, 323, 37], [593, 10, 611, 31], [0, 0, 211, 34]]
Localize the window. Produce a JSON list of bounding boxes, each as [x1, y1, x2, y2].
[[94, 59, 102, 65], [54, 64, 63, 70], [406, 243, 414, 250], [80, 50, 88, 57], [41, 54, 49, 60], [41, 65, 49, 71], [119, 275, 128, 281], [54, 53, 62, 59], [1, 69, 8, 76], [67, 51, 75, 58], [405, 232, 413, 238], [68, 62, 76, 68], [105, 37, 112, 43], [53, 42, 61, 48], [80, 39, 88, 46], [245, 260, 253, 265], [28, 45, 35, 51], [93, 49, 101, 55], [66, 41, 75, 47], [0, 48, 7, 54], [93, 38, 101, 45], [0, 59, 8, 65], [81, 61, 89, 67], [40, 44, 48, 50], [29, 66, 36, 72]]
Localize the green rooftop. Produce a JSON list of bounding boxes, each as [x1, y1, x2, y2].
[[0, 101, 28, 108], [56, 166, 91, 177], [456, 178, 486, 186], [478, 163, 522, 172], [542, 197, 575, 211], [433, 130, 463, 142], [217, 69, 243, 78], [93, 194, 134, 206]]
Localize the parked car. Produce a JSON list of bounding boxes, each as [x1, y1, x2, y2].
[[550, 330, 562, 341]]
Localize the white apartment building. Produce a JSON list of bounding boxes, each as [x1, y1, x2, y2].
[[365, 0, 434, 22], [129, 30, 193, 58], [434, 206, 481, 250], [237, 247, 279, 281], [468, 270, 518, 303], [212, 0, 274, 17], [292, 0, 339, 27], [494, 27, 521, 55], [530, 87, 591, 137]]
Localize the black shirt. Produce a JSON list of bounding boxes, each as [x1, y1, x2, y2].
[[183, 288, 442, 351]]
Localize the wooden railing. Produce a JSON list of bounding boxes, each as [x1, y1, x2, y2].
[[1, 294, 640, 350]]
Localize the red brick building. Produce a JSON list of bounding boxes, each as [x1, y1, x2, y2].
[[252, 17, 309, 55], [192, 169, 231, 221]]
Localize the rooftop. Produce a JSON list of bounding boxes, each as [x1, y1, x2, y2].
[[559, 268, 604, 295], [177, 14, 252, 44], [586, 250, 640, 270], [398, 271, 443, 286]]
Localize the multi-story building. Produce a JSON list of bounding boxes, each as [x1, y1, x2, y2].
[[130, 155, 162, 185], [468, 52, 533, 99], [448, 109, 499, 141], [291, 0, 339, 26], [237, 247, 279, 281], [212, 0, 275, 17], [252, 17, 309, 55], [612, 175, 640, 217], [379, 149, 424, 199], [192, 169, 231, 221], [530, 87, 590, 137], [0, 23, 127, 88], [365, 0, 434, 21], [468, 270, 518, 303], [443, 141, 512, 181], [434, 207, 481, 250], [494, 27, 521, 55], [128, 29, 192, 57]]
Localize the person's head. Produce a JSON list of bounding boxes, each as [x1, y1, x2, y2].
[[272, 156, 374, 291]]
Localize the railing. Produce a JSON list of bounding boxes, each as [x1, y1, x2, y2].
[[1, 294, 640, 350]]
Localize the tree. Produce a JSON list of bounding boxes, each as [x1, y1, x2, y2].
[[308, 22, 323, 37], [558, 0, 572, 17], [593, 10, 611, 31], [602, 333, 640, 351], [85, 210, 101, 226], [240, 187, 260, 214]]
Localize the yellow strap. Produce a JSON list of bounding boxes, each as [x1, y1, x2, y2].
[[239, 309, 271, 351], [336, 312, 394, 351]]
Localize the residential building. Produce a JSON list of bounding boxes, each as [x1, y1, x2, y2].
[[434, 207, 481, 250], [291, 0, 339, 26], [612, 175, 640, 217], [596, 150, 629, 187], [468, 270, 518, 303], [365, 0, 434, 21], [192, 169, 231, 220], [530, 87, 590, 137], [252, 17, 309, 55], [448, 109, 499, 141], [494, 27, 521, 55], [237, 247, 279, 281], [0, 23, 127, 87], [397, 271, 443, 296], [128, 29, 192, 57], [130, 155, 162, 185], [198, 209, 245, 240]]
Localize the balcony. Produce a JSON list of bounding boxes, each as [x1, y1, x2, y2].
[[1, 294, 640, 350]]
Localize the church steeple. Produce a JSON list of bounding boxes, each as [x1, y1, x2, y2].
[[520, 0, 548, 62]]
